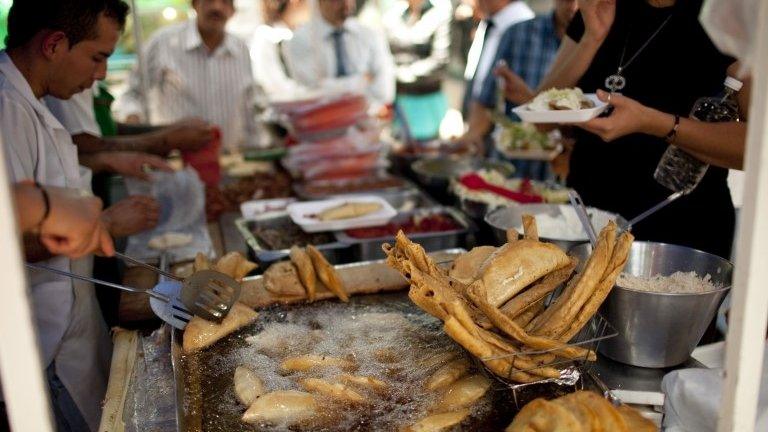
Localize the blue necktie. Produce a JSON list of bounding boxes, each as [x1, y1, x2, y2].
[[331, 29, 348, 77]]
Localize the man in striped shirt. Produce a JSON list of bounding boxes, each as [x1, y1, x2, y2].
[[458, 0, 577, 162], [116, 0, 262, 150]]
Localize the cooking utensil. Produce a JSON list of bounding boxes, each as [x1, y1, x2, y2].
[[458, 173, 544, 203], [410, 156, 515, 190], [115, 251, 241, 323], [26, 263, 192, 329], [570, 242, 732, 368], [568, 190, 598, 246], [621, 191, 684, 232]]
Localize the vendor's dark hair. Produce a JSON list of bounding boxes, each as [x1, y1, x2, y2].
[[5, 0, 130, 50]]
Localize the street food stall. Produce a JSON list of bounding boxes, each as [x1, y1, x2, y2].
[[1, 0, 767, 431]]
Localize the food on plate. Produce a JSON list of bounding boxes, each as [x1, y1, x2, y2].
[[404, 409, 471, 432], [182, 302, 258, 353], [339, 374, 388, 394], [242, 390, 318, 425], [280, 354, 357, 373], [344, 213, 461, 239], [290, 246, 317, 301], [432, 374, 491, 411], [506, 391, 658, 432], [264, 261, 308, 297], [300, 176, 405, 197], [234, 366, 265, 406], [496, 122, 557, 151], [528, 87, 595, 111], [452, 170, 569, 208], [616, 271, 720, 294], [299, 377, 368, 404], [306, 245, 349, 302], [148, 232, 193, 250], [252, 218, 335, 250], [424, 357, 470, 391], [382, 217, 633, 383], [317, 201, 383, 221]]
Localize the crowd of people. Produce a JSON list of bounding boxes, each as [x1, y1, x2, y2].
[[0, 0, 753, 430]]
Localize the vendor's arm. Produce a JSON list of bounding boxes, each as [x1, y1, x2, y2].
[[74, 118, 213, 155], [79, 151, 173, 180], [581, 90, 747, 170], [101, 195, 160, 238]]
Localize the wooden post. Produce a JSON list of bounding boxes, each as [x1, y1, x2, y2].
[[0, 137, 54, 431], [717, 1, 768, 430]]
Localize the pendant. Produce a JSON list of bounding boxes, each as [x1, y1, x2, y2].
[[605, 73, 626, 92]]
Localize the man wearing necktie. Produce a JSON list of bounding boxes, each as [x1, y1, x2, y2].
[[461, 0, 534, 117], [285, 0, 395, 114]]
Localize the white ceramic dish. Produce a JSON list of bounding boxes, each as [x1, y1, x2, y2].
[[512, 93, 608, 123], [287, 195, 397, 233]]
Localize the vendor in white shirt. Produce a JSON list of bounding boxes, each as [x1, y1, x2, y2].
[[249, 0, 310, 101], [284, 0, 396, 113], [115, 0, 263, 150], [0, 0, 130, 430]]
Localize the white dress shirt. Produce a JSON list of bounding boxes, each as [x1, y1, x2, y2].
[[285, 17, 396, 110], [45, 87, 101, 137], [0, 51, 110, 430], [249, 23, 308, 101], [464, 0, 534, 97], [115, 19, 261, 150]]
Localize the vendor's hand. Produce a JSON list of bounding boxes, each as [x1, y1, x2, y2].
[[162, 118, 215, 152], [579, 0, 616, 44], [40, 187, 115, 258], [579, 90, 671, 142], [105, 151, 173, 180], [493, 65, 535, 106], [452, 133, 485, 156], [102, 195, 160, 238]]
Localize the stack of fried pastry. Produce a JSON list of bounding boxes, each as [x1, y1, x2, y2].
[[382, 215, 633, 383], [263, 245, 349, 302], [507, 391, 657, 431]]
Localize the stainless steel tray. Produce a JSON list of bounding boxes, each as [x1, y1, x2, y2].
[[334, 206, 474, 261], [292, 174, 412, 200], [234, 212, 351, 265]]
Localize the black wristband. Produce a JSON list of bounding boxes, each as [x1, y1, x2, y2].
[[34, 182, 50, 230]]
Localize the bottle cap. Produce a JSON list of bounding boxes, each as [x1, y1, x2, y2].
[[724, 76, 743, 92]]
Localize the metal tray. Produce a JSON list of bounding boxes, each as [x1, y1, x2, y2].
[[234, 212, 351, 265], [334, 206, 474, 261], [292, 174, 411, 200]]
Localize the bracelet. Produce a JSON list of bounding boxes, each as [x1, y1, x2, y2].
[[34, 182, 50, 232], [665, 114, 680, 143]]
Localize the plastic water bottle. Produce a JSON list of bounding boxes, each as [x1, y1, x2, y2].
[[654, 77, 742, 193]]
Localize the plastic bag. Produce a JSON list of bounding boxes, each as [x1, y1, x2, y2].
[[700, 0, 762, 72]]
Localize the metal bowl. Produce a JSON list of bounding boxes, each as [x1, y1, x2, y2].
[[410, 156, 515, 190], [483, 204, 625, 251], [570, 242, 733, 368]]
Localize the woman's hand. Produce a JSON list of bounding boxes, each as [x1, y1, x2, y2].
[[493, 64, 535, 106], [579, 0, 616, 44], [580, 90, 672, 141]]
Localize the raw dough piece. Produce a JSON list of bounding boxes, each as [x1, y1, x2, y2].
[[148, 232, 193, 250]]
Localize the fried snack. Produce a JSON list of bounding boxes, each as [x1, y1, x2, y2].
[[234, 366, 265, 406], [264, 261, 307, 297], [522, 214, 538, 241], [500, 257, 577, 320], [470, 239, 571, 307], [565, 391, 628, 431], [467, 284, 595, 361], [530, 222, 617, 338], [448, 246, 496, 286], [318, 201, 382, 221], [425, 358, 470, 391], [290, 246, 317, 301], [194, 252, 211, 271], [474, 327, 561, 379], [404, 408, 471, 432], [183, 302, 258, 353], [505, 398, 584, 432], [559, 231, 634, 341], [417, 351, 459, 370], [514, 299, 545, 328], [216, 251, 257, 281], [280, 354, 356, 373], [432, 374, 491, 412], [617, 404, 658, 432], [339, 374, 388, 394], [506, 228, 520, 243], [299, 377, 367, 404], [242, 390, 318, 425], [306, 245, 349, 302], [551, 393, 599, 429]]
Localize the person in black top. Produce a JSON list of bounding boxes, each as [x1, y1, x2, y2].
[[495, 0, 751, 258]]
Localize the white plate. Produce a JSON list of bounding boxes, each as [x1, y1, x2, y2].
[[287, 196, 397, 233], [240, 197, 297, 220], [512, 94, 608, 123]]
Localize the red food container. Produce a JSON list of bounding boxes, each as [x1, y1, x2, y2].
[[182, 126, 221, 187]]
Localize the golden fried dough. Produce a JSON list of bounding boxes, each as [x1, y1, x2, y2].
[[433, 374, 491, 412], [290, 246, 316, 301], [234, 366, 265, 406], [263, 261, 307, 297], [183, 302, 258, 353], [279, 354, 356, 373], [404, 409, 471, 432], [306, 245, 349, 302], [448, 246, 497, 285], [505, 398, 584, 432], [425, 358, 471, 391], [242, 390, 317, 425], [299, 377, 367, 404]]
